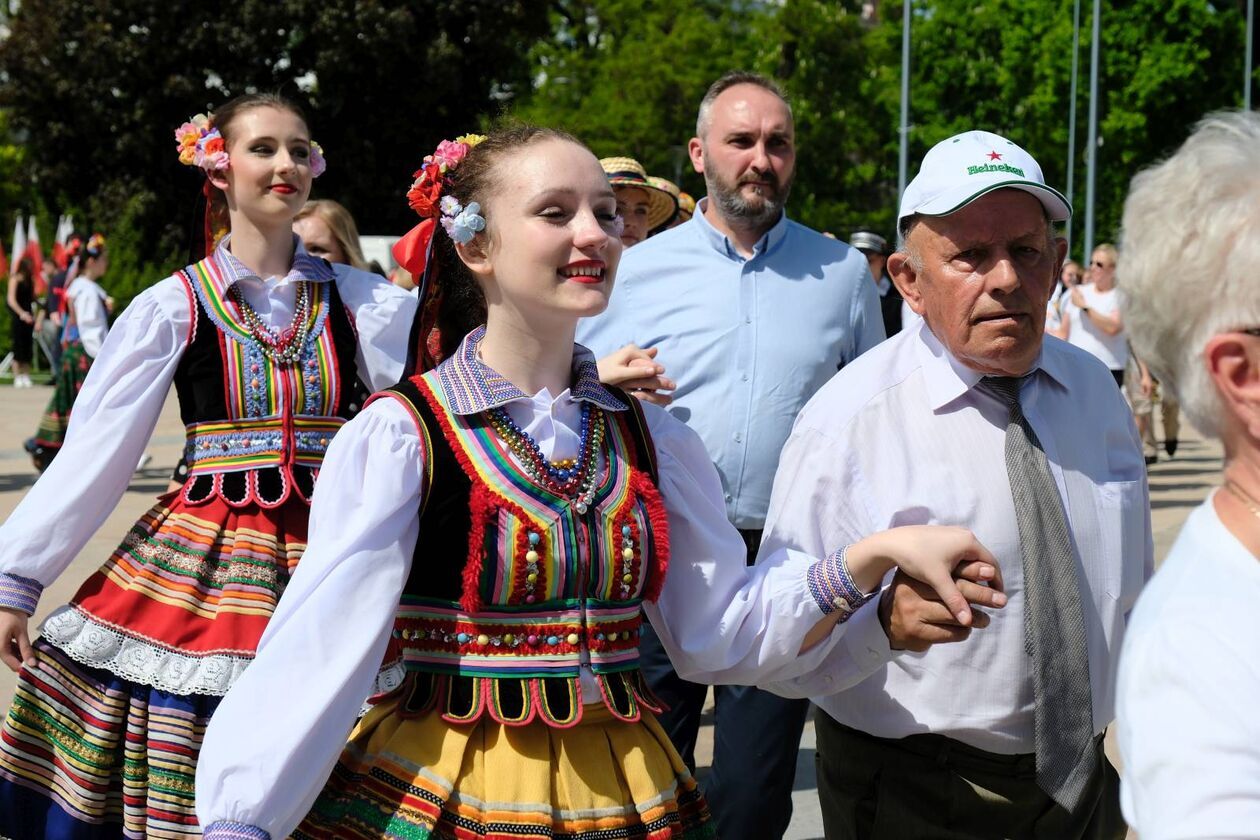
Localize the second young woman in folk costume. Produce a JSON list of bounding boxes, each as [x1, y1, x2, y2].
[[195, 127, 1003, 839], [25, 233, 111, 470], [0, 93, 416, 837]]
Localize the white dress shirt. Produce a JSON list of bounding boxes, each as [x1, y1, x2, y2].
[[1117, 494, 1260, 837], [761, 320, 1153, 755], [0, 265, 416, 606], [195, 342, 848, 838]]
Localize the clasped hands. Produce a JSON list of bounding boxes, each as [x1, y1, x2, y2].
[[855, 526, 1007, 653]]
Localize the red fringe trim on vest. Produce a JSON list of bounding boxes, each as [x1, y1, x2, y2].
[[631, 468, 671, 602]]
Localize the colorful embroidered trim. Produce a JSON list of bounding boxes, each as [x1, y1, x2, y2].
[[415, 373, 656, 613], [202, 822, 271, 840], [0, 573, 42, 615], [393, 599, 643, 677], [184, 416, 345, 473], [183, 245, 341, 420], [807, 545, 876, 620], [438, 325, 627, 415]]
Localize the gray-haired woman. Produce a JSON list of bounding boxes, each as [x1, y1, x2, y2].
[[1116, 110, 1260, 837]]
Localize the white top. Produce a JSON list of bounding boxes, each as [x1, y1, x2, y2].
[[761, 320, 1153, 754], [1063, 284, 1127, 371], [66, 276, 110, 357], [0, 267, 416, 600], [195, 379, 843, 837], [1117, 495, 1260, 838], [1045, 284, 1066, 332]]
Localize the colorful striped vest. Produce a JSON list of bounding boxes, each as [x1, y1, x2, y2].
[[174, 255, 359, 507], [381, 371, 671, 727]]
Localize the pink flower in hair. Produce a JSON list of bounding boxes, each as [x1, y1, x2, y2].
[[310, 141, 327, 177], [432, 139, 469, 170]]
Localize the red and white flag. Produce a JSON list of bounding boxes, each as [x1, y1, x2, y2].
[[52, 214, 72, 269], [11, 215, 26, 278], [25, 216, 43, 279]]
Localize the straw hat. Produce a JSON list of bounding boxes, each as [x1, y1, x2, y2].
[[676, 191, 696, 221], [601, 157, 678, 230]]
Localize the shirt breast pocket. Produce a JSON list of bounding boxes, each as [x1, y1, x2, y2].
[[1096, 478, 1146, 602]]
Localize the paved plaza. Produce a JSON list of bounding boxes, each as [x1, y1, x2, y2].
[[0, 382, 1223, 838]]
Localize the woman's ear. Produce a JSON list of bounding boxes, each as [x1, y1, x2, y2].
[[455, 235, 492, 280], [206, 169, 230, 193]]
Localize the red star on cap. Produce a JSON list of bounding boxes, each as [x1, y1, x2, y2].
[[987, 150, 1003, 161]]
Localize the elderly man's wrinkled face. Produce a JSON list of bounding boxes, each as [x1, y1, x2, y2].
[[891, 189, 1066, 377]]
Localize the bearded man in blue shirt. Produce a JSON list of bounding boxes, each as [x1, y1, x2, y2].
[[578, 70, 884, 840]]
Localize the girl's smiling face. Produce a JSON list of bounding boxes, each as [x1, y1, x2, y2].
[[211, 106, 314, 230], [459, 138, 624, 326]]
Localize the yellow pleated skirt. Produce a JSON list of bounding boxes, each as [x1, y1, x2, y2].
[[293, 691, 714, 839]]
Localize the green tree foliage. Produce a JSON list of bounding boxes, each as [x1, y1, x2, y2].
[[514, 0, 1249, 254], [513, 0, 770, 197], [867, 0, 1248, 251], [0, 0, 1249, 304], [0, 0, 549, 307]]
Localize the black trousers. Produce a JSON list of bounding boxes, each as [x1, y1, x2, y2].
[[814, 713, 1126, 840], [639, 528, 811, 840]]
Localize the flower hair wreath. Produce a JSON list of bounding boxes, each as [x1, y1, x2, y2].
[[174, 113, 327, 177], [406, 134, 487, 243]]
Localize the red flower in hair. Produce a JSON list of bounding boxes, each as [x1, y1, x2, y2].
[[407, 163, 445, 218]]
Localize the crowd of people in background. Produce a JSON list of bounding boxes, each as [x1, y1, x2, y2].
[[0, 68, 1252, 840]]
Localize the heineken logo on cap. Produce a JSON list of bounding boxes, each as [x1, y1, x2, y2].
[[966, 160, 1026, 177]]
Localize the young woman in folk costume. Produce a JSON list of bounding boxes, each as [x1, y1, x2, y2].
[[194, 126, 1004, 840], [25, 234, 111, 471], [0, 93, 417, 838]]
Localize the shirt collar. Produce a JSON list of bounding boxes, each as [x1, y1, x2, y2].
[[435, 325, 629, 415], [876, 274, 892, 296], [692, 197, 789, 260], [912, 319, 1071, 411], [208, 234, 335, 297]]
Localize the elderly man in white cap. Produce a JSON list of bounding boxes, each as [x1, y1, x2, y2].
[[761, 131, 1152, 838]]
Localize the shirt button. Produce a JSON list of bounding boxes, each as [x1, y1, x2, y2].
[[724, 493, 733, 502], [744, 317, 752, 325], [734, 433, 742, 443], [741, 373, 749, 382]]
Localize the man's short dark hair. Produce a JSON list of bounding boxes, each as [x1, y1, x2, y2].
[[696, 71, 790, 138]]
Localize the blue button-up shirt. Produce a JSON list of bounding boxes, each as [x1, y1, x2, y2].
[[578, 200, 885, 529]]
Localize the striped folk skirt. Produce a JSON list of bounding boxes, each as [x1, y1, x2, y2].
[[32, 341, 93, 453], [295, 691, 715, 840], [0, 488, 308, 839]]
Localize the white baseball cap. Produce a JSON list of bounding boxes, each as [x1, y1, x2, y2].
[[898, 131, 1071, 228]]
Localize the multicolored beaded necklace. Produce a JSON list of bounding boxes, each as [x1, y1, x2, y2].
[[485, 401, 606, 514], [228, 280, 313, 364]]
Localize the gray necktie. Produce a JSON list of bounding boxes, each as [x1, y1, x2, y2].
[[986, 375, 1097, 813]]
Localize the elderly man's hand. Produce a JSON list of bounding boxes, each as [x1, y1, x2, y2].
[[879, 562, 1004, 652]]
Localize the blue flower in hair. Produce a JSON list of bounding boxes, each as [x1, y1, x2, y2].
[[448, 201, 486, 244]]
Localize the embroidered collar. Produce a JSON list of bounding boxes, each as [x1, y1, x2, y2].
[[435, 326, 629, 415], [206, 234, 335, 299]]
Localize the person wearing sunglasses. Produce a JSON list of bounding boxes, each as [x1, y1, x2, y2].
[[1063, 244, 1127, 386]]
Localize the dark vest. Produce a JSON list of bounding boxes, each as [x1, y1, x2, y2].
[[377, 372, 669, 727], [174, 266, 360, 507]]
